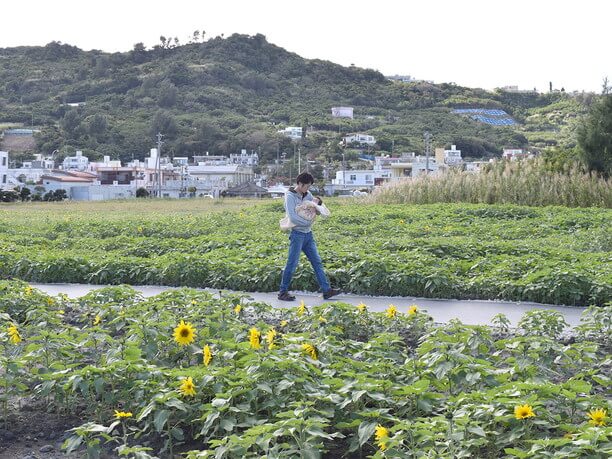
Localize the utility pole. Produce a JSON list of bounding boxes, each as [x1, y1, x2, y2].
[[156, 133, 164, 197], [298, 147, 301, 173], [424, 131, 431, 175], [342, 152, 346, 188]]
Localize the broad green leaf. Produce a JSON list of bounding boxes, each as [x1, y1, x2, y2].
[[358, 421, 377, 447], [154, 409, 170, 432]]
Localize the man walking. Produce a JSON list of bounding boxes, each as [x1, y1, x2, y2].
[[278, 172, 341, 301]]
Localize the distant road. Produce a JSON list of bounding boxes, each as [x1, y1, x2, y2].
[[30, 283, 585, 328]]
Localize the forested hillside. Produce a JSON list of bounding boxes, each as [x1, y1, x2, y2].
[[0, 33, 591, 165]]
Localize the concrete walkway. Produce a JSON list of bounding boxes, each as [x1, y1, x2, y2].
[[30, 283, 585, 328]]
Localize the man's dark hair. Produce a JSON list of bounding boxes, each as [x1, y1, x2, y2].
[[296, 172, 314, 185]]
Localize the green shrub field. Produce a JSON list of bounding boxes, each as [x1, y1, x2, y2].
[[1, 200, 610, 306]]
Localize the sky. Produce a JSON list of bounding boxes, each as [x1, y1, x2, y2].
[[2, 0, 610, 93]]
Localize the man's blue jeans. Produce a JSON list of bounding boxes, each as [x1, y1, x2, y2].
[[280, 230, 330, 293]]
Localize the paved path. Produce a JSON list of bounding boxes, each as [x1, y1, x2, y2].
[[30, 283, 585, 328]]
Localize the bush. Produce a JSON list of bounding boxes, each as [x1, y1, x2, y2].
[[136, 187, 150, 198], [0, 190, 19, 202]]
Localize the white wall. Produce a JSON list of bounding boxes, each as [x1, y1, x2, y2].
[[0, 151, 8, 190]]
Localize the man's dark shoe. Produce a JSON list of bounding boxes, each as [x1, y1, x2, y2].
[[323, 288, 341, 300], [277, 291, 296, 301]]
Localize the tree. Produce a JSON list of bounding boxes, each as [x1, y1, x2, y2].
[[157, 80, 179, 108], [131, 42, 148, 63], [61, 109, 83, 139], [88, 114, 108, 140], [150, 111, 178, 140], [136, 187, 149, 198], [0, 190, 19, 202], [577, 92, 612, 177], [19, 187, 31, 201]]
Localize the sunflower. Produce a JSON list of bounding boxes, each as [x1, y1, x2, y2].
[[408, 305, 418, 315], [386, 304, 397, 318], [114, 410, 133, 419], [93, 315, 101, 326], [180, 377, 196, 397], [302, 343, 318, 360], [587, 408, 607, 426], [24, 286, 32, 296], [374, 424, 389, 451], [318, 315, 327, 323], [173, 320, 196, 346], [203, 345, 213, 366], [279, 320, 288, 328], [7, 324, 21, 344], [265, 329, 278, 349], [233, 304, 242, 315], [357, 303, 367, 313], [297, 301, 307, 317], [249, 327, 261, 349], [514, 404, 535, 420]]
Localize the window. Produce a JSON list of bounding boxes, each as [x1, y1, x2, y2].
[[1, 157, 6, 166], [365, 175, 372, 181], [2, 175, 6, 184], [350, 174, 357, 181]]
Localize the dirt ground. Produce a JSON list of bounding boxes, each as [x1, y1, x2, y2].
[[0, 398, 98, 459]]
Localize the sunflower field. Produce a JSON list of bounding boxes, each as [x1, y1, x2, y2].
[[1, 280, 610, 458], [0, 200, 611, 306]]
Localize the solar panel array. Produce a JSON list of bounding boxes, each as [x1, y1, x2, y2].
[[452, 108, 517, 126]]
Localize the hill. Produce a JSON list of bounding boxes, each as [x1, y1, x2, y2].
[[0, 34, 591, 167]]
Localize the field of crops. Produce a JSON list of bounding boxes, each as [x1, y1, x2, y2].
[[1, 200, 610, 306], [1, 281, 610, 457]]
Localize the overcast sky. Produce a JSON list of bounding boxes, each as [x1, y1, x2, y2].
[[2, 0, 609, 93]]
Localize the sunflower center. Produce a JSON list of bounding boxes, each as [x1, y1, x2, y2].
[[181, 329, 189, 337]]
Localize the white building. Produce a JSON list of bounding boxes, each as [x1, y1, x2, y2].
[[0, 151, 8, 190], [435, 145, 463, 167], [412, 157, 439, 176], [374, 153, 416, 171], [173, 157, 189, 166], [230, 149, 259, 166], [22, 154, 56, 170], [62, 151, 89, 171], [193, 154, 229, 165], [331, 107, 354, 119], [71, 185, 137, 201], [343, 133, 376, 146], [331, 169, 391, 188], [277, 127, 303, 140], [88, 155, 122, 172], [465, 161, 491, 173], [502, 148, 530, 160], [6, 153, 55, 186], [389, 156, 439, 179], [187, 164, 254, 188], [40, 171, 97, 193], [267, 184, 289, 199]]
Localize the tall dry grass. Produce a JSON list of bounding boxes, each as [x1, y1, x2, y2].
[[368, 158, 612, 208]]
